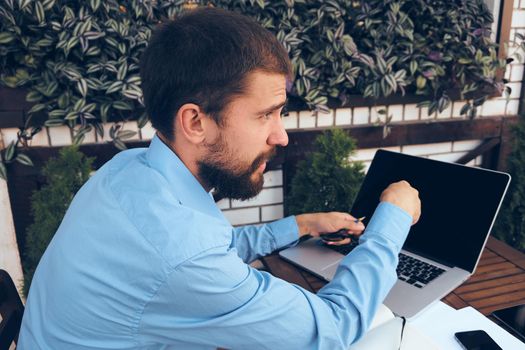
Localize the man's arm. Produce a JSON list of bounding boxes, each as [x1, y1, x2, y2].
[[231, 211, 367, 263], [138, 202, 412, 349], [230, 217, 300, 263]]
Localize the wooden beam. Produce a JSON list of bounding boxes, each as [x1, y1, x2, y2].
[[285, 117, 510, 158], [497, 0, 514, 60], [456, 137, 501, 165], [496, 0, 515, 82]]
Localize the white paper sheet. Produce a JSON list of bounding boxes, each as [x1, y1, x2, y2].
[[410, 301, 525, 349]]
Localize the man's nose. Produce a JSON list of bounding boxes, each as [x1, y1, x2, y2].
[[267, 117, 289, 147]]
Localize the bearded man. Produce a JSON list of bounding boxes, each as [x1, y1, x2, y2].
[[19, 7, 420, 350]]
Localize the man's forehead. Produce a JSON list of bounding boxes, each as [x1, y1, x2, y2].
[[219, 71, 287, 117], [244, 71, 286, 96]]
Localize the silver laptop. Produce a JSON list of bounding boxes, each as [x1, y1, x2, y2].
[[279, 149, 511, 318]]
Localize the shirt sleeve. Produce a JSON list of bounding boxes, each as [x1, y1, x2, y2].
[[230, 216, 300, 263], [138, 202, 412, 349]]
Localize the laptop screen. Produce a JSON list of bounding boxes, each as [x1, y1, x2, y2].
[[350, 150, 510, 273]]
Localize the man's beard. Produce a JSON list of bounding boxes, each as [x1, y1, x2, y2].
[[198, 134, 276, 201]]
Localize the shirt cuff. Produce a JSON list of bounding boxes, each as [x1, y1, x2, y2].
[[264, 216, 301, 250], [364, 201, 413, 249]]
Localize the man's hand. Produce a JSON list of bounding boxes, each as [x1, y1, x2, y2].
[[380, 180, 421, 225], [295, 212, 366, 245]]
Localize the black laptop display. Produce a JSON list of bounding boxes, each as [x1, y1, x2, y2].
[[350, 150, 511, 273]]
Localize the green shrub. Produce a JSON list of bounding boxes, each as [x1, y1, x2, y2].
[[493, 114, 525, 252], [23, 146, 94, 296], [286, 128, 365, 215]]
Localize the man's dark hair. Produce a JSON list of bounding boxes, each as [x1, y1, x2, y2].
[[140, 7, 292, 140]]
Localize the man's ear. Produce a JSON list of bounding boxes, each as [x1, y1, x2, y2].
[[176, 103, 210, 145]]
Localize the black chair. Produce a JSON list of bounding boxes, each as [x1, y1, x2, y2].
[[0, 269, 24, 350]]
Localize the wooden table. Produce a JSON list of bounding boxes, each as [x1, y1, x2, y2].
[[261, 236, 525, 316]]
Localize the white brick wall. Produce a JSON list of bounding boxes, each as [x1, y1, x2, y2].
[[0, 179, 24, 296], [261, 204, 284, 222], [316, 109, 334, 127], [353, 107, 370, 125], [404, 104, 420, 121], [298, 110, 316, 129], [140, 121, 156, 140], [388, 105, 404, 122], [335, 108, 352, 126], [223, 207, 260, 225], [283, 111, 298, 129], [220, 169, 286, 226], [48, 125, 72, 146]]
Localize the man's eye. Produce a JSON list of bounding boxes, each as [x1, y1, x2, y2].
[[262, 112, 272, 120]]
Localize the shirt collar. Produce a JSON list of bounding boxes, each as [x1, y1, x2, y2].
[[146, 134, 228, 224]]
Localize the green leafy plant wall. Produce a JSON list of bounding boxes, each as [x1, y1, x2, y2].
[[23, 145, 94, 296], [287, 128, 365, 215], [0, 0, 515, 179]]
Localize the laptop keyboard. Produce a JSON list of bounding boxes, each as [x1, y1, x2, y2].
[[323, 241, 445, 288], [397, 253, 445, 288]]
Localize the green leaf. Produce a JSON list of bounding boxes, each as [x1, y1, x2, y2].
[[416, 76, 426, 89], [94, 122, 104, 138], [394, 70, 406, 82], [410, 61, 417, 75], [113, 101, 132, 110], [49, 109, 66, 118], [19, 0, 31, 10], [77, 79, 88, 97], [384, 74, 397, 92], [123, 89, 142, 100], [44, 119, 65, 127], [117, 63, 128, 81], [26, 91, 42, 103], [73, 98, 86, 112], [89, 0, 101, 11], [72, 132, 84, 145], [126, 76, 141, 84], [459, 103, 471, 115], [42, 0, 56, 10], [28, 103, 46, 114], [376, 55, 387, 74], [100, 103, 110, 123], [137, 113, 148, 129], [65, 111, 79, 121], [4, 142, 16, 161], [326, 29, 334, 43], [0, 32, 15, 44], [0, 162, 6, 181], [34, 1, 45, 23], [106, 81, 123, 94], [473, 96, 486, 107], [118, 130, 137, 139], [15, 153, 33, 166], [113, 138, 127, 150], [428, 101, 438, 116]]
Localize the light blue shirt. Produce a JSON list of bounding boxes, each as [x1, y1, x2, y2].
[[19, 135, 412, 349]]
